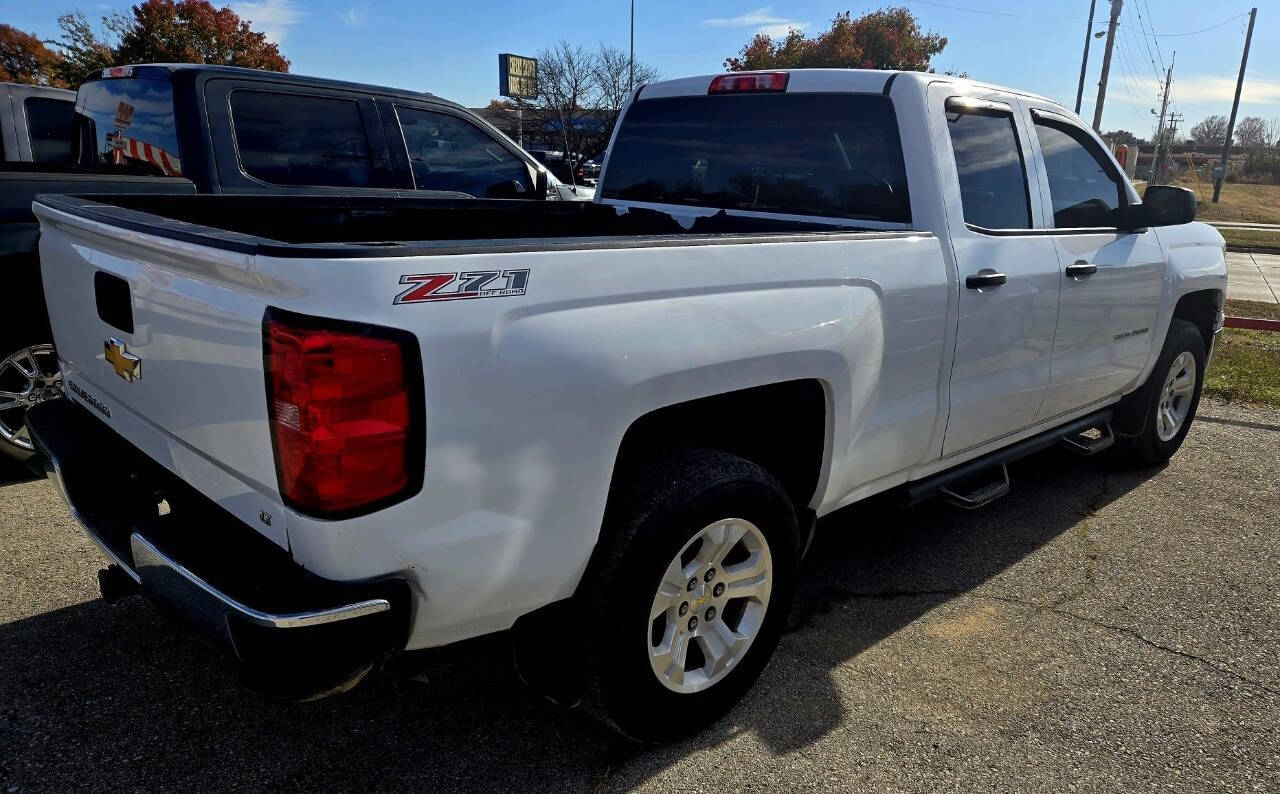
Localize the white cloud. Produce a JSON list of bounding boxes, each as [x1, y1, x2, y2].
[[337, 6, 367, 28], [230, 0, 305, 44], [1173, 74, 1280, 105], [702, 6, 807, 36]]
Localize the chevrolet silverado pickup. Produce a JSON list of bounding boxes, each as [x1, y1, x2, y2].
[[1, 64, 572, 469], [28, 69, 1226, 740]]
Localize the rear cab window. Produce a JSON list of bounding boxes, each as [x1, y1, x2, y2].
[[602, 93, 910, 223], [75, 78, 182, 176], [25, 97, 74, 164]]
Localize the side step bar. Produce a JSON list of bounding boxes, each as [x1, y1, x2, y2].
[[904, 408, 1114, 507]]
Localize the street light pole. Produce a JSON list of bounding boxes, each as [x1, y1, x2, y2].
[[629, 0, 635, 93], [1074, 0, 1098, 114]]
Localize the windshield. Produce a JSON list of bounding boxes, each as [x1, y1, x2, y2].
[[601, 93, 910, 223], [75, 78, 182, 176]]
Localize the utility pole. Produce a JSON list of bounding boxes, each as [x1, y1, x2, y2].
[[1091, 0, 1123, 132], [1213, 6, 1257, 203], [1148, 54, 1174, 185], [1075, 0, 1098, 114], [628, 0, 635, 93]]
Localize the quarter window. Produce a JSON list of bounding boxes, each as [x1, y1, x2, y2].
[[946, 106, 1031, 230], [230, 91, 375, 187], [1034, 120, 1124, 228], [395, 106, 533, 198]]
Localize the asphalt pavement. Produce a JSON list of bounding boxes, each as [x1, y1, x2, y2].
[[1, 397, 1278, 791]]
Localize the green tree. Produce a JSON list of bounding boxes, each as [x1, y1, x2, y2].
[[49, 12, 116, 87], [725, 7, 947, 72], [0, 24, 65, 86]]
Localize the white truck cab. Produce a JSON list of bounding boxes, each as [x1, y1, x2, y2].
[[29, 69, 1224, 740]]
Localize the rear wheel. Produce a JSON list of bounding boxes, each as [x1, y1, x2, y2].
[[579, 449, 799, 741], [1115, 319, 1205, 466], [0, 342, 61, 464]]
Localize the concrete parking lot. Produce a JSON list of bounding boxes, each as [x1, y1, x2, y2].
[[1, 397, 1278, 791]]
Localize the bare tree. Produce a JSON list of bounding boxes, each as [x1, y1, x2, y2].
[[1234, 116, 1268, 148], [1189, 115, 1228, 146], [594, 44, 661, 145]]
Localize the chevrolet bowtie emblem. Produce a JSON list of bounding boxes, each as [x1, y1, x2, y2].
[[104, 337, 141, 382]]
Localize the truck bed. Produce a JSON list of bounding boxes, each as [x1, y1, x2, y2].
[[34, 193, 917, 256]]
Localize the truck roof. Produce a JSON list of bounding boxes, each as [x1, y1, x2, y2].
[[636, 68, 1069, 116], [83, 64, 452, 108]]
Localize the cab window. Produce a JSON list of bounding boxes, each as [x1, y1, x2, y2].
[[1034, 119, 1125, 228], [395, 106, 533, 198], [230, 90, 375, 188], [945, 104, 1031, 230], [25, 97, 74, 164]]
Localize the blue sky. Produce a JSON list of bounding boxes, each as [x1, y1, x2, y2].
[[4, 0, 1276, 138]]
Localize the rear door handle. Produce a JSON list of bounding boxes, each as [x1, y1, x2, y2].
[[1065, 261, 1098, 278], [965, 269, 1007, 289]]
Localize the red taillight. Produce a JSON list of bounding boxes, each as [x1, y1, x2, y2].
[[708, 72, 789, 94], [264, 310, 421, 516]]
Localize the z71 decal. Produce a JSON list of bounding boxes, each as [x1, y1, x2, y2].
[[394, 269, 530, 304]]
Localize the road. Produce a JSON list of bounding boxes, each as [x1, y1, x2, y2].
[[2, 397, 1278, 791]]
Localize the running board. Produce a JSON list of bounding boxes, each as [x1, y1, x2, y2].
[[904, 408, 1114, 507], [1060, 422, 1115, 455], [939, 463, 1010, 509]]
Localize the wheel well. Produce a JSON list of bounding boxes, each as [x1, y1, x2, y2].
[[1172, 289, 1223, 351], [612, 380, 828, 510]]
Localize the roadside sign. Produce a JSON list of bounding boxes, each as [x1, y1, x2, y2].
[[499, 54, 537, 99]]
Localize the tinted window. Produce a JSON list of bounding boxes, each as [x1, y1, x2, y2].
[[1035, 121, 1124, 228], [602, 94, 910, 222], [396, 106, 533, 198], [946, 108, 1030, 229], [231, 91, 374, 187], [25, 97, 74, 164], [75, 78, 181, 175]]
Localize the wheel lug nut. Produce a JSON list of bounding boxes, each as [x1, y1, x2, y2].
[[687, 577, 698, 592], [713, 582, 725, 598], [687, 616, 698, 631], [678, 601, 689, 616], [704, 568, 716, 582], [705, 606, 717, 622]]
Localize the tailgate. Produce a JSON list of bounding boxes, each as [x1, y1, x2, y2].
[[34, 200, 288, 548]]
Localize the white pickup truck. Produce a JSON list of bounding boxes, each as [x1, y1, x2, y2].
[[29, 69, 1225, 740]]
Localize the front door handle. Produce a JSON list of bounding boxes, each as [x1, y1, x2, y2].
[[1065, 261, 1098, 278], [965, 269, 1007, 289]]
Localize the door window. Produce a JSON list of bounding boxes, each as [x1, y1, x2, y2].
[[945, 105, 1031, 230], [230, 90, 375, 187], [395, 106, 533, 198], [1034, 120, 1124, 228], [25, 97, 74, 164]]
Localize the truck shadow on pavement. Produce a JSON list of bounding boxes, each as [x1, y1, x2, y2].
[[0, 448, 1159, 790]]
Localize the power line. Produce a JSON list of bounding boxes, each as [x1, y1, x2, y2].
[[1124, 4, 1165, 83], [1135, 0, 1167, 71], [1117, 12, 1249, 37], [895, 0, 1040, 19]]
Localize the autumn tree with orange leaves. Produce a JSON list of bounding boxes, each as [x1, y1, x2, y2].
[[0, 24, 65, 86], [111, 0, 288, 71], [725, 8, 947, 73]]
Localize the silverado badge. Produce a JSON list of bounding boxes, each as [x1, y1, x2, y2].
[[104, 337, 141, 382]]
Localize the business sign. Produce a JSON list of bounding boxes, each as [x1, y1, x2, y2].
[[499, 53, 537, 99]]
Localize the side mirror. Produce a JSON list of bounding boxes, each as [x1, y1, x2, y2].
[[535, 168, 550, 200], [1135, 185, 1196, 227]]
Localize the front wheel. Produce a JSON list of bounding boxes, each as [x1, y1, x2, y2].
[[579, 449, 799, 741], [0, 342, 62, 464], [1115, 319, 1206, 466]]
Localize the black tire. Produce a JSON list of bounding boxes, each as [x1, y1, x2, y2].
[[579, 449, 799, 741], [1114, 319, 1206, 466]]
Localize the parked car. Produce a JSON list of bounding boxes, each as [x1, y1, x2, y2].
[[29, 69, 1225, 740], [0, 64, 567, 468], [577, 156, 601, 183], [1, 83, 75, 165]]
